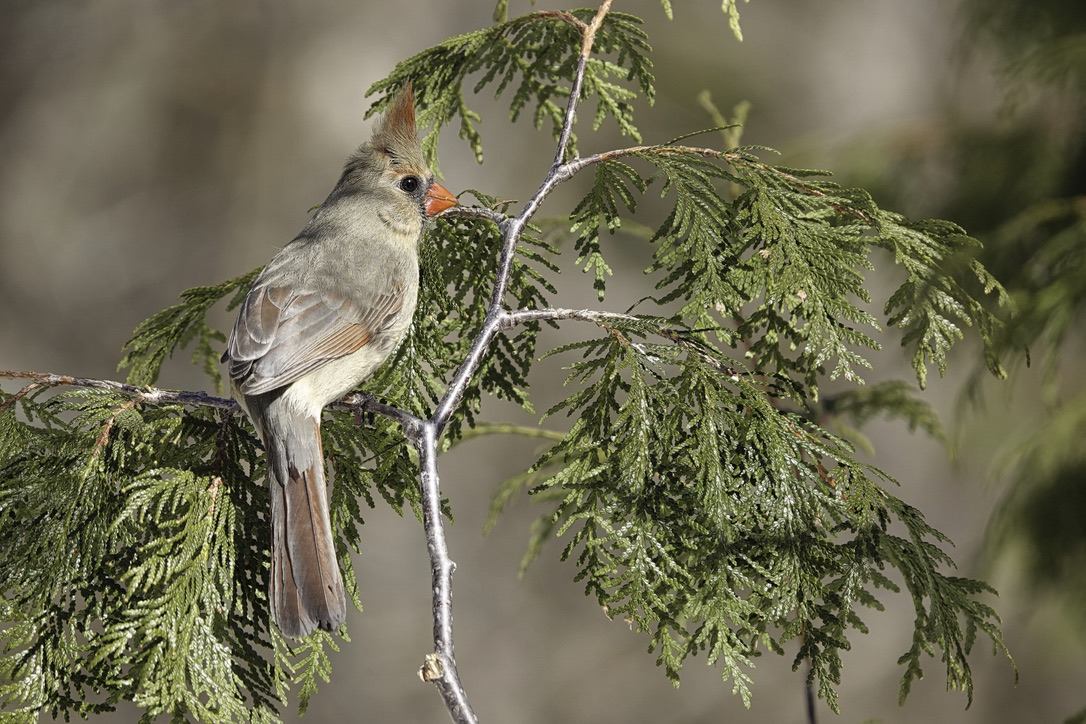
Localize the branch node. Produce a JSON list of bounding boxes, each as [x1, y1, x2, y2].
[[418, 653, 445, 683]]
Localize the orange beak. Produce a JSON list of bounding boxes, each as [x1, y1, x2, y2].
[[424, 182, 458, 216]]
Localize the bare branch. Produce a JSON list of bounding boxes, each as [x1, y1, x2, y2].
[[521, 10, 586, 33], [0, 369, 238, 411], [433, 0, 622, 429], [417, 8, 622, 716], [502, 308, 746, 380], [552, 0, 614, 168], [415, 421, 478, 724], [0, 370, 424, 430], [339, 391, 425, 433]]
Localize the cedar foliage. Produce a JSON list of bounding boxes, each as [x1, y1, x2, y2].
[[1, 3, 1015, 722]]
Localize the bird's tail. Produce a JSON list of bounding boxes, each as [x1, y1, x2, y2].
[[250, 396, 347, 638]]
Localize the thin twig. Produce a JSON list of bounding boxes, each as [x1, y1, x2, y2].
[[502, 308, 745, 379], [521, 10, 586, 33], [92, 399, 137, 459], [340, 391, 424, 432], [0, 371, 434, 426], [0, 380, 43, 413], [437, 204, 508, 226], [432, 1, 615, 434], [565, 144, 873, 221], [501, 306, 640, 329]]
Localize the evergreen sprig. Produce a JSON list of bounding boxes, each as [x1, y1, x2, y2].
[[875, 213, 1011, 387], [118, 269, 262, 394], [0, 387, 279, 722], [524, 318, 1004, 711], [569, 159, 642, 298], [562, 144, 1009, 399], [367, 9, 653, 171]]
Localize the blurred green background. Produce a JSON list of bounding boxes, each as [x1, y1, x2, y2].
[[2, 1, 1083, 722]]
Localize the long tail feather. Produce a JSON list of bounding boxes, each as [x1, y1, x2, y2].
[[252, 396, 346, 638]]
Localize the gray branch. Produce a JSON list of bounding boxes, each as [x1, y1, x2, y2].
[[413, 421, 477, 722], [0, 370, 240, 413]]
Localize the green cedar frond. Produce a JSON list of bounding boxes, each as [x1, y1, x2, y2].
[[560, 144, 1010, 399], [879, 495, 1016, 706], [0, 381, 425, 722], [367, 10, 653, 171], [0, 387, 281, 722], [569, 159, 644, 299], [293, 631, 340, 716], [523, 328, 1007, 711], [118, 269, 261, 393], [875, 213, 1011, 388]]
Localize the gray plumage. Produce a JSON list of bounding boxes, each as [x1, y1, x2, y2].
[[223, 86, 456, 638]]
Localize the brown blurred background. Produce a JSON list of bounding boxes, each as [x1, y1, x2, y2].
[[2, 1, 1083, 722]]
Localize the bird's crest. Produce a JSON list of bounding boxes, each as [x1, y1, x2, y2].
[[371, 83, 419, 164]]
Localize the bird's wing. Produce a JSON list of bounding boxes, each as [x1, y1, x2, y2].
[[225, 274, 406, 396]]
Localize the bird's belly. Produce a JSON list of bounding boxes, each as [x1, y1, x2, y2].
[[279, 333, 403, 419]]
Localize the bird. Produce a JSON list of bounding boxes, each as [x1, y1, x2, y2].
[[222, 85, 456, 638]]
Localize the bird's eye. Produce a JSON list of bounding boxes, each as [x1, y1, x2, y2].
[[399, 176, 420, 193]]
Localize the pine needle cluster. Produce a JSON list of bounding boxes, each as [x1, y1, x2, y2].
[[1, 3, 1015, 722]]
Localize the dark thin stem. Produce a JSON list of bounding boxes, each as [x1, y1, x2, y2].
[[805, 658, 819, 724]]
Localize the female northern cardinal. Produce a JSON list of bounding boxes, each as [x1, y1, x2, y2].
[[222, 86, 456, 638]]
